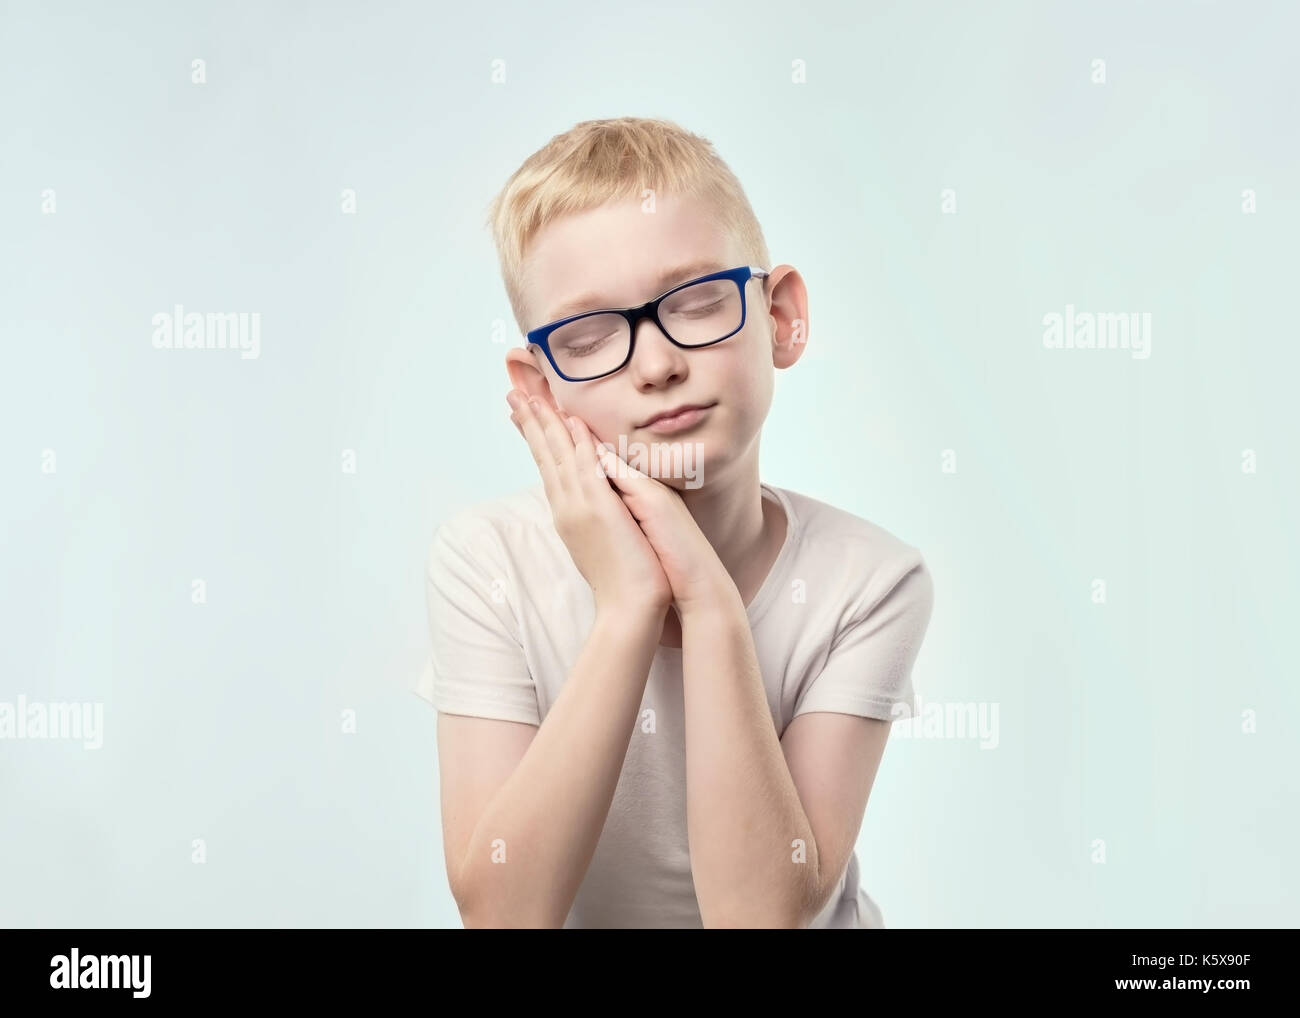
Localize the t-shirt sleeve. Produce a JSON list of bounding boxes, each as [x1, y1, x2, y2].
[[792, 553, 934, 723], [413, 514, 541, 726]]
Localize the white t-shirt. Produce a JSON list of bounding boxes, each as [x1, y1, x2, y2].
[[414, 480, 934, 929]]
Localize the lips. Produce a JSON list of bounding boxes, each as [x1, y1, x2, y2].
[[639, 402, 715, 428]]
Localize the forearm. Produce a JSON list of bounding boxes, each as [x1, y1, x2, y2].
[[680, 585, 820, 928], [457, 603, 664, 928]]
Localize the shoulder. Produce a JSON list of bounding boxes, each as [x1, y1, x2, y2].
[[770, 483, 932, 616], [427, 482, 552, 569], [436, 481, 549, 537]]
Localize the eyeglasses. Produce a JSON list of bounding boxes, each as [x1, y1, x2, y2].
[[525, 265, 770, 382]]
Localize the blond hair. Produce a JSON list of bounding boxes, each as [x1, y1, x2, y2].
[[485, 116, 771, 332]]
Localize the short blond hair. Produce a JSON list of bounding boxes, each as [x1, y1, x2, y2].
[[485, 116, 771, 332]]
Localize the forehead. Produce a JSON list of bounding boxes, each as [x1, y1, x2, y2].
[[523, 192, 737, 327]]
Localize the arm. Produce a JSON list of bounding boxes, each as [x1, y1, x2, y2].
[[448, 600, 664, 928], [569, 438, 870, 926], [678, 581, 825, 927], [680, 561, 932, 928], [446, 391, 675, 928]]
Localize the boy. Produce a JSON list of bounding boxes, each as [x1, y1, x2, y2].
[[415, 116, 934, 928]]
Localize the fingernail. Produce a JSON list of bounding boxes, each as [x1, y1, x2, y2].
[[506, 391, 522, 410]]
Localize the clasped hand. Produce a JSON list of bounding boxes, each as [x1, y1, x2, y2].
[[506, 390, 731, 618]]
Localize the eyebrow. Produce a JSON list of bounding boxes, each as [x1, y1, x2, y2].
[[543, 260, 729, 324]]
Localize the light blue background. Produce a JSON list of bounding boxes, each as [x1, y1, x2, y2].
[[2, 0, 1295, 927]]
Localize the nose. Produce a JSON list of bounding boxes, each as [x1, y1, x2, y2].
[[627, 315, 689, 389]]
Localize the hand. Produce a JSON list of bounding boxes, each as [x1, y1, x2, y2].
[[507, 390, 672, 618], [593, 437, 735, 617]]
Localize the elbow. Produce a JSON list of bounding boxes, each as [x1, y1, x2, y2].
[[457, 903, 497, 930], [702, 905, 809, 929], [448, 852, 478, 926], [449, 856, 501, 929], [790, 869, 833, 929], [451, 864, 568, 929], [459, 900, 568, 930], [452, 878, 487, 929], [453, 880, 509, 930], [773, 891, 820, 929], [452, 868, 503, 929], [701, 887, 818, 929]]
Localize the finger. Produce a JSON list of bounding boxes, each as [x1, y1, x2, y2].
[[565, 414, 611, 490], [514, 395, 569, 500], [507, 392, 528, 439], [590, 433, 622, 484], [520, 396, 576, 496]]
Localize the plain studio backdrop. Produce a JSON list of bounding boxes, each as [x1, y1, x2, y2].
[[1, 0, 1296, 927]]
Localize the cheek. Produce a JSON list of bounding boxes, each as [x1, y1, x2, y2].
[[560, 395, 620, 442], [719, 338, 772, 409], [731, 379, 775, 440]]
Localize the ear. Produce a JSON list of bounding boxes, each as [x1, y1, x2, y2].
[[764, 266, 810, 369], [505, 346, 556, 402]]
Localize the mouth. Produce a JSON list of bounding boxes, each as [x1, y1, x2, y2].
[[639, 402, 716, 434]]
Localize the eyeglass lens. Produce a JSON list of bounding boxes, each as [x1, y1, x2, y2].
[[548, 278, 744, 380]]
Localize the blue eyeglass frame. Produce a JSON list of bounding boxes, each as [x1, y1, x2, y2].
[[525, 264, 771, 382]]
